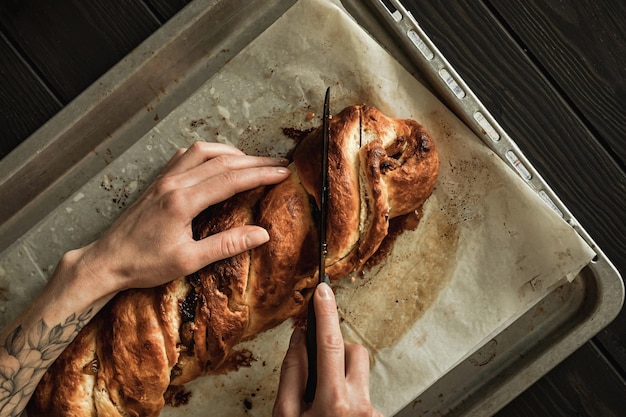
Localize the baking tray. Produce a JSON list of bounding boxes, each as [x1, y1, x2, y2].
[[0, 0, 622, 415]]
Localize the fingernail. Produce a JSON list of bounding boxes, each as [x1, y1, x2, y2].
[[245, 228, 270, 248], [276, 167, 290, 175], [318, 282, 333, 299], [274, 157, 290, 165]]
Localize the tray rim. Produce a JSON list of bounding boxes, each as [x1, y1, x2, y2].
[[0, 0, 299, 256], [0, 0, 622, 415], [360, 0, 624, 414]]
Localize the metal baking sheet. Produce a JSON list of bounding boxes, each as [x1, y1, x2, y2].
[[0, 0, 622, 415], [361, 1, 624, 415]]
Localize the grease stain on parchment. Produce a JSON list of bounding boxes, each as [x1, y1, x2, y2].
[[334, 193, 461, 350], [332, 110, 499, 351]]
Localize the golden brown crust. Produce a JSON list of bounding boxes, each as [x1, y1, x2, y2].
[[95, 289, 172, 417], [386, 121, 438, 217], [30, 105, 438, 417], [28, 320, 98, 417], [158, 278, 189, 384], [298, 105, 439, 278], [246, 168, 319, 338], [293, 106, 362, 271], [189, 188, 260, 374]]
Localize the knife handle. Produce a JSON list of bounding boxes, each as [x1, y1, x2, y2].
[[304, 293, 318, 404]]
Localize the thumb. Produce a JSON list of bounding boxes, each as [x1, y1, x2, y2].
[[274, 328, 307, 417]]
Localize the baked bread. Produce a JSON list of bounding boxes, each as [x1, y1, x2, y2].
[[28, 105, 438, 416]]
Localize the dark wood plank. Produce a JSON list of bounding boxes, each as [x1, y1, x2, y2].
[[400, 0, 626, 274], [0, 31, 62, 159], [0, 2, 622, 417], [595, 323, 626, 389], [401, 0, 626, 415], [481, 0, 626, 371], [144, 0, 191, 22], [0, 0, 161, 104], [484, 0, 626, 380], [488, 0, 626, 168], [497, 342, 626, 417]]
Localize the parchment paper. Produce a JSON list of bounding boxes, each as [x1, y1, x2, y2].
[[0, 0, 594, 415]]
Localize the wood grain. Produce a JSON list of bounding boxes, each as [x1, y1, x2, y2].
[[480, 1, 626, 372], [0, 0, 624, 415], [488, 0, 626, 168], [144, 0, 191, 22], [497, 342, 626, 417], [399, 1, 626, 273], [0, 0, 161, 104], [0, 31, 62, 159], [402, 0, 626, 415]]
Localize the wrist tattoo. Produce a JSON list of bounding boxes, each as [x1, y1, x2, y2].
[[0, 308, 93, 416]]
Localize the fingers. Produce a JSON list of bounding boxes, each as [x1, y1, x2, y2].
[[160, 147, 187, 174], [168, 154, 289, 191], [313, 283, 346, 399], [273, 284, 382, 417], [169, 164, 290, 218], [273, 285, 345, 417], [273, 328, 307, 417], [154, 142, 291, 218], [182, 226, 269, 273], [161, 141, 286, 181], [164, 142, 245, 175], [344, 342, 371, 402]]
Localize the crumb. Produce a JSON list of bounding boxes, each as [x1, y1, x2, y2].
[[243, 398, 252, 410], [164, 385, 192, 407]]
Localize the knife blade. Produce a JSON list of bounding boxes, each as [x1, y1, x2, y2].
[[304, 87, 331, 404], [318, 87, 331, 288]]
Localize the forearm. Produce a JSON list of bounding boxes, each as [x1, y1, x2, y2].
[[0, 143, 290, 416], [0, 248, 115, 417]]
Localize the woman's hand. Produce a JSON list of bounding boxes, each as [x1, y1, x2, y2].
[[273, 283, 384, 417], [0, 142, 290, 417], [69, 141, 290, 298]]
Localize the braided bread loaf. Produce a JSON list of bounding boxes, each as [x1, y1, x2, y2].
[[28, 105, 438, 416]]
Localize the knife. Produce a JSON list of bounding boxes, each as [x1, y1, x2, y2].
[[304, 87, 331, 404]]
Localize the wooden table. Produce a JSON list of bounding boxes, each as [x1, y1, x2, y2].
[[1, 1, 624, 415]]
